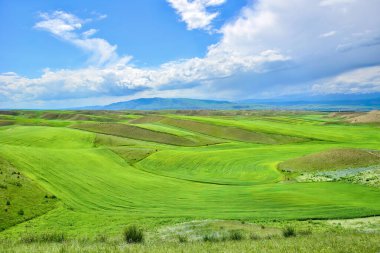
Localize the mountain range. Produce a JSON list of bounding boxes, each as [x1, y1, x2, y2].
[[78, 94, 380, 111]]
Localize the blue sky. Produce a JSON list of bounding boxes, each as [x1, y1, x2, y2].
[[0, 0, 380, 108]]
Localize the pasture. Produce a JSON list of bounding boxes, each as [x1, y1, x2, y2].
[[0, 110, 379, 252]]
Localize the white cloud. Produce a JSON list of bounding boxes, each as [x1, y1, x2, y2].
[[83, 28, 98, 37], [2, 0, 380, 108], [320, 31, 336, 38], [214, 0, 380, 60], [35, 11, 83, 34], [0, 8, 291, 104], [0, 49, 288, 102], [167, 0, 226, 30], [312, 66, 380, 94], [320, 0, 355, 6], [34, 11, 119, 66]]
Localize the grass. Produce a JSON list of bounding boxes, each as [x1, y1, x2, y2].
[[278, 148, 380, 172], [124, 225, 144, 243], [0, 230, 379, 252], [20, 232, 66, 243], [160, 117, 306, 144], [0, 157, 57, 231], [229, 230, 244, 240], [0, 110, 380, 252], [282, 227, 296, 237], [71, 122, 218, 146]]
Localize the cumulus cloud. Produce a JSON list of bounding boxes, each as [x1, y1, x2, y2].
[[320, 31, 336, 38], [215, 0, 380, 60], [201, 0, 380, 98], [35, 11, 83, 34], [0, 49, 288, 101], [167, 0, 226, 30], [0, 9, 292, 104], [34, 11, 119, 66], [319, 0, 355, 6], [312, 66, 380, 94], [1, 0, 380, 108]]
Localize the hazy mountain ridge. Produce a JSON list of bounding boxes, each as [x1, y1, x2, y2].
[[79, 95, 380, 111]]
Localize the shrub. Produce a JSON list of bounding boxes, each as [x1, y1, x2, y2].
[[299, 229, 312, 236], [202, 233, 220, 242], [18, 209, 24, 216], [124, 225, 144, 243], [250, 233, 261, 240], [95, 234, 108, 242], [264, 235, 276, 240], [21, 232, 65, 243], [6, 200, 10, 206], [229, 230, 244, 241], [282, 226, 296, 237], [178, 234, 188, 243], [40, 232, 65, 242]]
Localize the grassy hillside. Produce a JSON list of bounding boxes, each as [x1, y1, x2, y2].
[[71, 122, 219, 146], [160, 117, 306, 144], [0, 110, 379, 252], [279, 148, 380, 172], [0, 157, 57, 231]]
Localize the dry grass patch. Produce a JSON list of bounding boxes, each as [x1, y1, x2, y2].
[[279, 148, 380, 172]]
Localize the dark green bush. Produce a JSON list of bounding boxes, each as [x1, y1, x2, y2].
[[40, 232, 65, 242], [299, 229, 312, 236], [202, 233, 219, 242], [95, 234, 108, 242], [6, 200, 10, 206], [18, 209, 24, 215], [124, 225, 144, 243], [178, 234, 188, 243], [229, 230, 244, 241], [282, 226, 296, 237], [250, 233, 261, 240], [21, 232, 65, 243]]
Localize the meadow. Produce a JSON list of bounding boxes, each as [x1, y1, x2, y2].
[[0, 110, 379, 252]]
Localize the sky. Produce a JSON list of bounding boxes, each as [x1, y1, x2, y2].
[[0, 0, 380, 109]]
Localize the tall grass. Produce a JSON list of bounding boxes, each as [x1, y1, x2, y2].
[[20, 232, 66, 243], [124, 225, 144, 243], [229, 230, 244, 241], [282, 226, 296, 237]]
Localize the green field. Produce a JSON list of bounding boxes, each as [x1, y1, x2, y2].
[[0, 110, 379, 252]]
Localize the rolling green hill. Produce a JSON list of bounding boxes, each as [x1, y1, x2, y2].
[[0, 110, 379, 252]]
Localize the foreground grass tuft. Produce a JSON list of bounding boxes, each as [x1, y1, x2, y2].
[[20, 232, 66, 243], [282, 226, 296, 237], [124, 225, 144, 243], [203, 233, 222, 242], [229, 230, 244, 241], [177, 234, 188, 243]]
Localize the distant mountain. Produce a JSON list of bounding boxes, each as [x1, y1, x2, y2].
[[240, 93, 380, 106], [83, 97, 245, 110], [79, 95, 380, 111]]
